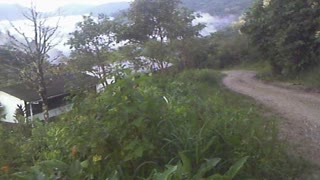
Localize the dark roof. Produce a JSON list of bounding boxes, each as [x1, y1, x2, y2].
[[0, 74, 99, 102]]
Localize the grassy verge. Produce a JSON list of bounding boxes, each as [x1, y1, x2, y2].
[[235, 60, 320, 90], [227, 60, 272, 73], [290, 65, 320, 89]]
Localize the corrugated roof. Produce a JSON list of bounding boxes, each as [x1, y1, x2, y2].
[[0, 74, 99, 102]]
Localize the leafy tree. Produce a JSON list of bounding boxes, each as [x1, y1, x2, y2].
[[142, 40, 176, 71], [68, 15, 118, 87], [172, 37, 209, 69], [205, 28, 251, 68], [115, 0, 204, 70], [123, 0, 204, 43], [6, 6, 60, 123], [125, 0, 179, 43], [242, 0, 320, 75]]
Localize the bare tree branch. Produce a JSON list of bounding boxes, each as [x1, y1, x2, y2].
[[5, 6, 60, 124]]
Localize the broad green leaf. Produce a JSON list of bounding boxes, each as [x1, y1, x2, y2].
[[201, 136, 217, 155], [206, 174, 230, 180], [107, 170, 119, 180], [37, 160, 68, 172], [80, 160, 89, 168], [193, 158, 221, 179], [154, 165, 178, 180], [178, 152, 192, 174], [225, 156, 249, 178]]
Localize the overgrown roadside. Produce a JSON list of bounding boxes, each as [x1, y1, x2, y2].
[[0, 69, 305, 179]]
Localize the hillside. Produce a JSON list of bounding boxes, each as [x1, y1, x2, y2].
[[55, 0, 254, 17], [0, 2, 130, 20], [0, 0, 255, 20], [56, 2, 130, 17], [182, 0, 255, 16]]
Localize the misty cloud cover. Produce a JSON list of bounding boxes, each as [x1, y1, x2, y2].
[[195, 13, 237, 36], [0, 13, 236, 57]]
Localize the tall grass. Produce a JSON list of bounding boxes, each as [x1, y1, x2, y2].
[[242, 60, 320, 89], [294, 65, 320, 88]]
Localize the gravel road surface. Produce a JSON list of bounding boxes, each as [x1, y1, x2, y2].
[[223, 70, 320, 165]]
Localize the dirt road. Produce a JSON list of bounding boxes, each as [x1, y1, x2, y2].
[[223, 70, 320, 165]]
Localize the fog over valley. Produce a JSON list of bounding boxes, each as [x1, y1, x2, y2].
[[0, 12, 237, 59]]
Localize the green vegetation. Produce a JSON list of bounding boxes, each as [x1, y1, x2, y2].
[[292, 65, 320, 88], [194, 0, 320, 88], [1, 0, 318, 178], [257, 64, 320, 89], [242, 0, 320, 76], [205, 28, 252, 69], [0, 47, 22, 87], [67, 15, 118, 87], [0, 70, 305, 179]]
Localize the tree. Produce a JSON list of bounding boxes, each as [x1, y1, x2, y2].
[[127, 0, 180, 43], [124, 0, 203, 43], [204, 28, 251, 69], [115, 0, 204, 70], [172, 37, 209, 69], [6, 6, 60, 123], [242, 0, 320, 75], [67, 15, 117, 87], [142, 40, 176, 70]]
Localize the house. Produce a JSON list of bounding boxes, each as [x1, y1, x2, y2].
[[0, 74, 98, 123]]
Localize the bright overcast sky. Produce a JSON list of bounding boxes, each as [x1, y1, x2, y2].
[[0, 0, 133, 11]]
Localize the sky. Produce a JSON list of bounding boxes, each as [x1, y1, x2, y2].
[[0, 0, 133, 11]]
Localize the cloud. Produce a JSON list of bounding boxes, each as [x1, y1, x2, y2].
[[1, 13, 238, 57], [0, 15, 84, 49], [0, 0, 133, 12], [194, 12, 237, 36]]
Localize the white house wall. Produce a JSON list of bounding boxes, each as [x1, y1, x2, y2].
[[0, 91, 25, 123]]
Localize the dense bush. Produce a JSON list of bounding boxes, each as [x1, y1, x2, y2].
[[0, 70, 304, 179], [205, 28, 252, 69], [242, 0, 320, 75]]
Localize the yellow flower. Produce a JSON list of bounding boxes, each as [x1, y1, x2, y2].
[[93, 155, 102, 162]]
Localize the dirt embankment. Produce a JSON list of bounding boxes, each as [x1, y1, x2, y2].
[[223, 70, 320, 165]]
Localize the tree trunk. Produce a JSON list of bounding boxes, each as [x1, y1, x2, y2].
[[41, 93, 50, 124], [101, 64, 108, 87], [38, 70, 50, 124]]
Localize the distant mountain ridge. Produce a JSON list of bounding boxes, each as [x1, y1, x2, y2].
[[55, 2, 130, 17], [0, 2, 130, 20], [182, 0, 255, 16], [0, 0, 255, 21]]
